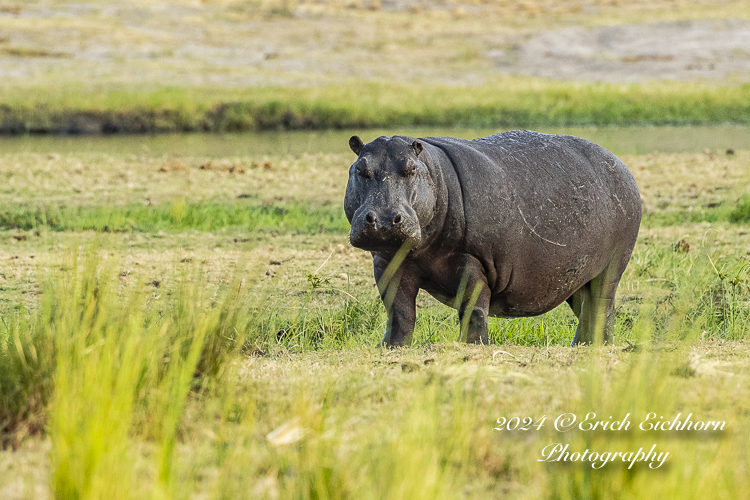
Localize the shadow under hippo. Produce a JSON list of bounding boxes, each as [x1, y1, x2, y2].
[[344, 130, 641, 346]]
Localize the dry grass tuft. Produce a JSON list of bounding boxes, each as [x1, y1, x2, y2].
[[252, 161, 274, 171], [159, 159, 187, 173], [200, 159, 249, 173], [675, 238, 692, 252]]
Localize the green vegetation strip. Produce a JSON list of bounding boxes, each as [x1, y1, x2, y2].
[[0, 197, 748, 233], [0, 202, 349, 233], [641, 197, 750, 228], [3, 80, 750, 134]]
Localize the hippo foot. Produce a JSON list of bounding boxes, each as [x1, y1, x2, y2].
[[380, 330, 413, 348], [461, 309, 489, 345]]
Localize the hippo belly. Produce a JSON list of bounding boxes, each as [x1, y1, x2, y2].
[[486, 253, 602, 319]]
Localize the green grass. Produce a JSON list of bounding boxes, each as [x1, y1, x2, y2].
[[2, 241, 749, 498], [0, 202, 349, 234], [3, 80, 750, 134], [640, 208, 725, 227], [641, 196, 750, 227], [1, 141, 750, 498], [728, 195, 750, 223], [2, 198, 749, 235]]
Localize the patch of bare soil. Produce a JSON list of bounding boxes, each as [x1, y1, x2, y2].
[[0, 2, 748, 86], [497, 19, 750, 82]]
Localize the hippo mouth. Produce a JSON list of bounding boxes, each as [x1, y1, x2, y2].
[[349, 206, 421, 252], [349, 230, 420, 253]]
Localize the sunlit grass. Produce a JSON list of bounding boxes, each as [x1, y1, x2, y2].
[[0, 230, 748, 498], [2, 0, 750, 494], [0, 140, 749, 498], [3, 79, 750, 134], [0, 202, 348, 234], [1, 199, 750, 235]]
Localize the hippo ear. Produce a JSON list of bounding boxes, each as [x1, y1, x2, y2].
[[412, 140, 423, 157], [349, 136, 364, 155]]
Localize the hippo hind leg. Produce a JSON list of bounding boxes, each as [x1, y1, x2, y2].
[[569, 259, 625, 345]]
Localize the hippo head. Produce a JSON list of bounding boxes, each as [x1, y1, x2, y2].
[[344, 135, 437, 253]]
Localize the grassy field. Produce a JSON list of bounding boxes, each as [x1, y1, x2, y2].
[[2, 1, 750, 497], [0, 133, 749, 498]]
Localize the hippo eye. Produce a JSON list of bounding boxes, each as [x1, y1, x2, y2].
[[356, 163, 373, 179], [402, 161, 417, 177]]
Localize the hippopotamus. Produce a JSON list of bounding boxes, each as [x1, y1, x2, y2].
[[344, 130, 641, 346]]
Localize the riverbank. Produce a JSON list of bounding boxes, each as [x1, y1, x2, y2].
[[3, 79, 750, 134]]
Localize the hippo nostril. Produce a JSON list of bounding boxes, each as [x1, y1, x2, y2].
[[393, 214, 402, 225], [365, 212, 377, 225]]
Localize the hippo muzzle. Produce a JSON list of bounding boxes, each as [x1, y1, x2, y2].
[[349, 204, 421, 252]]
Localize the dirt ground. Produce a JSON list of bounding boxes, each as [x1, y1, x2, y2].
[[1, 0, 749, 87], [503, 19, 750, 82]]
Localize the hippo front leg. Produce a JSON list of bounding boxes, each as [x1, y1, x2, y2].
[[374, 255, 420, 347], [456, 263, 491, 345]]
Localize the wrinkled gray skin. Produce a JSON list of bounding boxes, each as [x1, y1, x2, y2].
[[344, 131, 641, 346]]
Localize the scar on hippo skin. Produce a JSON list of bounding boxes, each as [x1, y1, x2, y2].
[[344, 131, 641, 347]]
